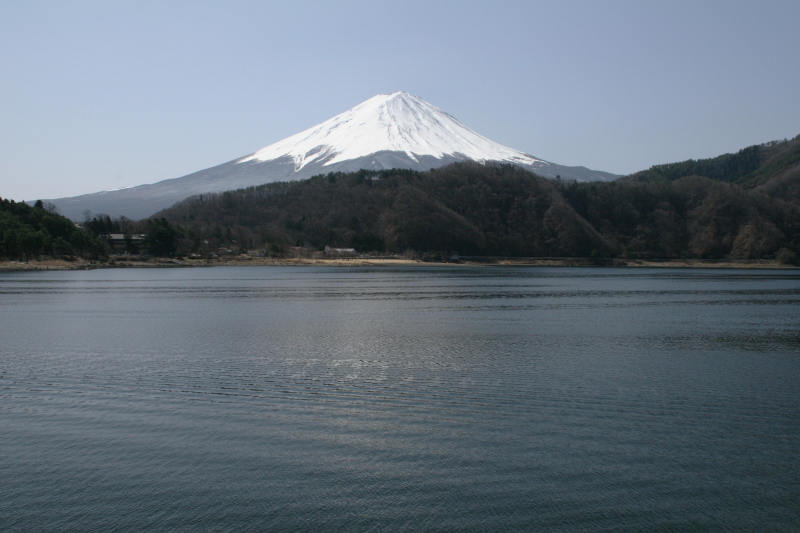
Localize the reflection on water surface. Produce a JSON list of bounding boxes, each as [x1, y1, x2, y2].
[[1, 266, 799, 531]]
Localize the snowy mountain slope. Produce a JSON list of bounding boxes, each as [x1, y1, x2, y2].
[[48, 91, 618, 220], [239, 92, 542, 170]]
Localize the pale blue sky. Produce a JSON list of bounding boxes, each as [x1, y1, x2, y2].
[[2, 0, 798, 201]]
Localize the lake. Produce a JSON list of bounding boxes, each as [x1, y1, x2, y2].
[[1, 266, 799, 531]]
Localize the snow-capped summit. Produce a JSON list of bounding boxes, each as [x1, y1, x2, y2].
[[239, 91, 542, 170], [47, 92, 618, 220]]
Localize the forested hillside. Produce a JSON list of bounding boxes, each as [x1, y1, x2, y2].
[[157, 162, 800, 262], [627, 135, 800, 198], [0, 199, 105, 260]]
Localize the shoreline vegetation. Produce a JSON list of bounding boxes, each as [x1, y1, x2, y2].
[[1, 256, 795, 272]]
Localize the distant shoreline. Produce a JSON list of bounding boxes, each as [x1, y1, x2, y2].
[[1, 257, 796, 272]]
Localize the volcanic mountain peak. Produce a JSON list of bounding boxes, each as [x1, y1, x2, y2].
[[47, 91, 619, 220], [238, 91, 543, 170]]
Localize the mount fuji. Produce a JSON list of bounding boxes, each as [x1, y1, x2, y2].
[[48, 91, 618, 220]]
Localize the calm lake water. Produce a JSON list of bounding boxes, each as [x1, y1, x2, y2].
[[1, 266, 799, 531]]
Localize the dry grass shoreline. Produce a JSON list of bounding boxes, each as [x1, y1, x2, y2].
[[0, 256, 796, 272]]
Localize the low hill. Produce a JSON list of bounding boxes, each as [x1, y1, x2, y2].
[[0, 199, 105, 260], [157, 163, 800, 262]]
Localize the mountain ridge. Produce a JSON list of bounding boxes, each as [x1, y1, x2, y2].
[[626, 134, 800, 194]]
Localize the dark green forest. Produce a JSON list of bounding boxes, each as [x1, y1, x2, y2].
[[0, 199, 181, 261], [0, 199, 105, 260]]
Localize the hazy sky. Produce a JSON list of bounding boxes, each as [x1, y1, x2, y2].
[[2, 0, 799, 201]]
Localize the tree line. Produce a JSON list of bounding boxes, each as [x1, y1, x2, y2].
[[0, 198, 183, 261]]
